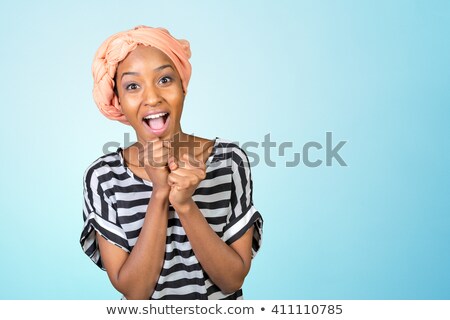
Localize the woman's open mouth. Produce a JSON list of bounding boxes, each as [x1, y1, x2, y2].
[[142, 112, 170, 136]]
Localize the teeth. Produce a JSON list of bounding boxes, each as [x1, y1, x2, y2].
[[144, 112, 167, 120]]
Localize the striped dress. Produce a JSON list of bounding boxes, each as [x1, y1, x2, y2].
[[80, 138, 263, 299]]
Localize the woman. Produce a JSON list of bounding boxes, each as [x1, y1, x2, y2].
[[80, 26, 263, 300]]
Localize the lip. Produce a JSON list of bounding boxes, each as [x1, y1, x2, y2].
[[142, 112, 170, 137]]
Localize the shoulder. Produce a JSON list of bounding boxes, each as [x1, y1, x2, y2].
[[215, 138, 249, 160], [83, 149, 123, 185], [212, 138, 251, 169]]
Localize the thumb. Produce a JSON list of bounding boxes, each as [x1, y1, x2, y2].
[[168, 156, 178, 171]]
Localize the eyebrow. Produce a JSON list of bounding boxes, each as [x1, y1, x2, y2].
[[154, 64, 174, 72], [120, 72, 139, 79], [120, 65, 174, 80]]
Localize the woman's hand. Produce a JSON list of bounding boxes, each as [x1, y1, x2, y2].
[[139, 139, 171, 194], [167, 153, 206, 209]]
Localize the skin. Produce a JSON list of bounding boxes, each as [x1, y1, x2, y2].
[[96, 45, 254, 299]]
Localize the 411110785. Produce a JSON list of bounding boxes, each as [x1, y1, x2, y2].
[[270, 304, 343, 315]]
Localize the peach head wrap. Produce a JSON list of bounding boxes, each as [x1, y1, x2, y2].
[[92, 26, 192, 125]]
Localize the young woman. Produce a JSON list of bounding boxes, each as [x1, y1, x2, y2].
[[80, 26, 263, 300]]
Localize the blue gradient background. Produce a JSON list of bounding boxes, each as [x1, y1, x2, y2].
[[0, 1, 449, 299]]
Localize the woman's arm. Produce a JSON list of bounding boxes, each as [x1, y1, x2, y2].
[[97, 188, 169, 299], [176, 201, 254, 293], [167, 154, 255, 293], [97, 140, 172, 299]]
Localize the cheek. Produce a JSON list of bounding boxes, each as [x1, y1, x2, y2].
[[119, 99, 142, 125], [120, 95, 140, 111], [167, 91, 185, 111]]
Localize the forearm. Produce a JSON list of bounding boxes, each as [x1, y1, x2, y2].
[[174, 199, 251, 294], [114, 190, 169, 299]]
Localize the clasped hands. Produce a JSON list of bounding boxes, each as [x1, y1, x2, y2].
[[138, 139, 206, 209]]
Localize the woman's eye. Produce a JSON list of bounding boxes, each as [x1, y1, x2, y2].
[[159, 76, 172, 85], [125, 83, 140, 90]]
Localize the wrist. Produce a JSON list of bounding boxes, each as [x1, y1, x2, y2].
[[172, 198, 196, 215], [151, 187, 170, 201]]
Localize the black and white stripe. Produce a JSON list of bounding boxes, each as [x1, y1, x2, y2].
[[80, 138, 263, 300]]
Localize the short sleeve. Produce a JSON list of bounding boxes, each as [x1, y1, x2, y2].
[[80, 165, 130, 270], [221, 146, 263, 257]]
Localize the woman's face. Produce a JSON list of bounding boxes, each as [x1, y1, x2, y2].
[[115, 45, 185, 142]]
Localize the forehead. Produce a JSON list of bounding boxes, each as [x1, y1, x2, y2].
[[117, 45, 174, 72]]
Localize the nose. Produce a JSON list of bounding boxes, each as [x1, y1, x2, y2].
[[143, 84, 162, 107]]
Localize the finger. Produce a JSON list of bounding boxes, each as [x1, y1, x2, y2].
[[169, 168, 204, 188], [167, 171, 185, 188], [178, 153, 205, 170], [168, 167, 188, 178], [167, 172, 176, 186], [178, 154, 206, 181], [171, 165, 206, 183], [144, 150, 169, 167], [168, 156, 178, 171], [162, 140, 171, 151], [169, 168, 195, 183], [144, 165, 169, 177], [141, 141, 170, 167]]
